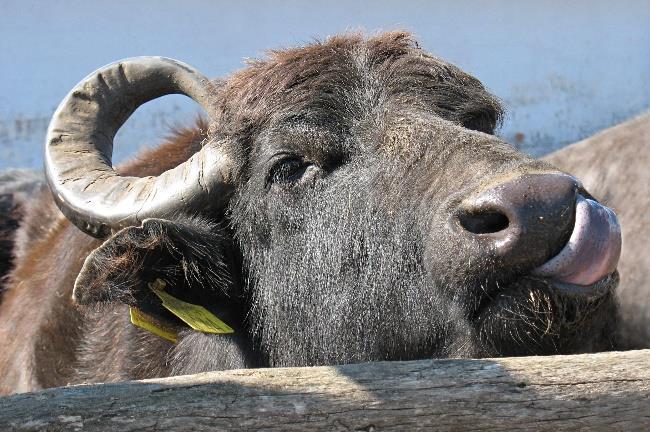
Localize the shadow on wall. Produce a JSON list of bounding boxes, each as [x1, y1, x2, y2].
[[1, 0, 649, 170], [0, 100, 200, 169]]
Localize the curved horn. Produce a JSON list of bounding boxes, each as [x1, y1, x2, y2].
[[45, 57, 233, 238]]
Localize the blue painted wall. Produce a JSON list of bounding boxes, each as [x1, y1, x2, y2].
[[1, 0, 649, 169]]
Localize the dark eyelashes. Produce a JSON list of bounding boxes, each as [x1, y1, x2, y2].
[[270, 159, 310, 184], [265, 155, 319, 188], [265, 151, 345, 189]]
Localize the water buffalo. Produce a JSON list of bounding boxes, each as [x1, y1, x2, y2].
[[0, 32, 622, 395], [544, 112, 650, 349]]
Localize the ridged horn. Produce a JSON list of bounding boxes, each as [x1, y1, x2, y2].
[[45, 57, 233, 238]]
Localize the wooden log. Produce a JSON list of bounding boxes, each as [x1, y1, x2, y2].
[[1, 349, 649, 431]]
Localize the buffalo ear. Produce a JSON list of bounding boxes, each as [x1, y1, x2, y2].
[[73, 217, 237, 319]]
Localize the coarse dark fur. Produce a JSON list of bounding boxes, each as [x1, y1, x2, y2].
[[0, 169, 43, 295], [0, 32, 618, 394], [0, 194, 21, 289]]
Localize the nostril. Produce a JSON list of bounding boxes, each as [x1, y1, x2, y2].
[[458, 209, 510, 235]]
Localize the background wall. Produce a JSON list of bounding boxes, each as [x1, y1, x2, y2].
[[1, 0, 649, 169]]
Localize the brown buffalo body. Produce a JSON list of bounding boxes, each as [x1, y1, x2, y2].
[[544, 112, 650, 348]]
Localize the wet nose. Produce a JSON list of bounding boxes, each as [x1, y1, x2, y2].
[[455, 173, 578, 269]]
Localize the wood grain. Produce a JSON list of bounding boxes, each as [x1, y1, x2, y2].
[[1, 349, 648, 431]]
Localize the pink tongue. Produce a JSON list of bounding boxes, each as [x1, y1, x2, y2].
[[532, 195, 622, 286]]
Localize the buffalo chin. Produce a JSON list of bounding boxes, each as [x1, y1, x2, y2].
[[473, 272, 619, 357]]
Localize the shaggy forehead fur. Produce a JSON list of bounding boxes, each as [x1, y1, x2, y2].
[[211, 32, 503, 144]]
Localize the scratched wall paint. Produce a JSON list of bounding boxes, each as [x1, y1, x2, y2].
[[1, 0, 649, 169]]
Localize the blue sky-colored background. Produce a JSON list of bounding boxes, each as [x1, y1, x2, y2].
[[1, 0, 649, 169]]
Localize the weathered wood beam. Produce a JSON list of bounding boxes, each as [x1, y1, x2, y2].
[[2, 349, 649, 431]]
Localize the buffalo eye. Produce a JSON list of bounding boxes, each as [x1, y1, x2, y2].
[[267, 157, 321, 187]]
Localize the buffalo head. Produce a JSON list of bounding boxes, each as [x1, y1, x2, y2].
[[45, 33, 621, 369]]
